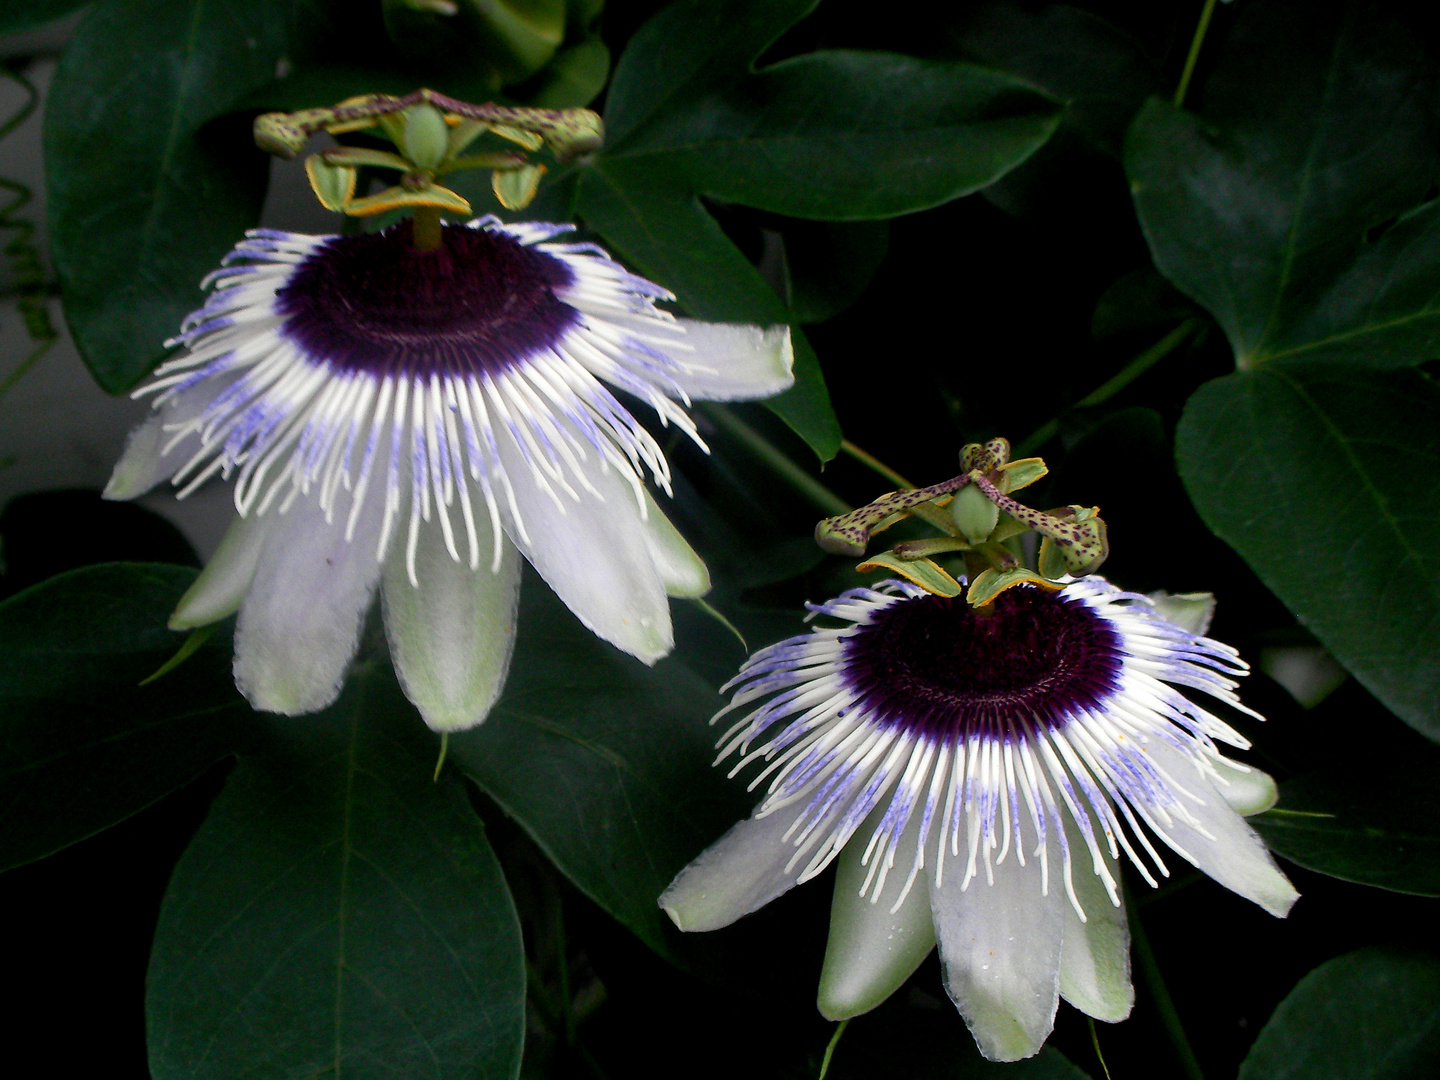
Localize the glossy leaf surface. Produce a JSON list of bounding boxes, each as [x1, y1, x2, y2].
[[1240, 948, 1440, 1080], [147, 666, 526, 1080], [450, 580, 750, 959], [1176, 363, 1440, 739], [44, 0, 342, 392], [0, 563, 251, 871], [570, 0, 1063, 458], [1127, 0, 1440, 370]]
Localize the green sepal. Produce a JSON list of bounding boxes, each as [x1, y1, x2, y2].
[[321, 146, 414, 172], [490, 122, 545, 151], [967, 567, 1062, 608], [998, 456, 1048, 493], [493, 163, 547, 209], [1038, 535, 1069, 581], [891, 536, 971, 561], [345, 183, 472, 216], [304, 154, 357, 211], [857, 552, 962, 597], [446, 118, 489, 158]]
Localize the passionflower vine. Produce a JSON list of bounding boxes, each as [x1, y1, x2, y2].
[[660, 577, 1296, 1061], [104, 216, 793, 729]]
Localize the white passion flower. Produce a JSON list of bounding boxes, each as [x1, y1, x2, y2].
[[104, 216, 793, 730], [660, 578, 1296, 1062]]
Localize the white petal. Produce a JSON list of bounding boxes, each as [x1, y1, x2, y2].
[[169, 513, 270, 630], [929, 850, 1064, 1061], [642, 490, 710, 599], [381, 514, 521, 733], [930, 844, 1064, 1062], [1147, 591, 1215, 636], [817, 813, 936, 1020], [103, 378, 229, 500], [667, 320, 795, 402], [659, 801, 810, 932], [1057, 811, 1133, 1023], [1211, 756, 1279, 816], [497, 433, 672, 663], [233, 497, 384, 715], [1141, 739, 1298, 917]]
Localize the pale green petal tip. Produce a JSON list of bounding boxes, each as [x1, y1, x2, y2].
[[1148, 590, 1215, 635], [655, 880, 716, 933], [816, 894, 937, 1020], [1214, 757, 1280, 816], [1260, 645, 1348, 709], [818, 820, 937, 1020], [168, 593, 240, 631]]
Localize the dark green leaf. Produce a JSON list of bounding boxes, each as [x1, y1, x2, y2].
[[576, 162, 837, 462], [147, 667, 525, 1080], [1239, 947, 1440, 1080], [576, 0, 1063, 459], [1252, 748, 1440, 897], [784, 220, 889, 325], [0, 0, 86, 35], [1126, 0, 1440, 370], [951, 1, 1162, 155], [1175, 363, 1440, 738], [0, 563, 252, 871], [44, 0, 341, 392], [449, 579, 750, 960]]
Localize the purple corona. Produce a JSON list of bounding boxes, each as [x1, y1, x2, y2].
[[662, 578, 1297, 1061], [106, 217, 794, 730]]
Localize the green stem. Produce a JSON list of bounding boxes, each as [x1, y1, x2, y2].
[[1130, 897, 1206, 1080], [1089, 1016, 1114, 1080], [1174, 0, 1220, 108], [412, 205, 443, 251], [1016, 318, 1200, 455], [818, 1018, 849, 1080], [840, 439, 916, 490], [701, 404, 851, 516]]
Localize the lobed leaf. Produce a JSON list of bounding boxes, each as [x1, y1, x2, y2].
[[1176, 363, 1440, 739], [1126, 0, 1440, 370]]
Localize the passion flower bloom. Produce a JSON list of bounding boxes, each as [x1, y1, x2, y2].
[[661, 578, 1296, 1061], [104, 216, 793, 729]]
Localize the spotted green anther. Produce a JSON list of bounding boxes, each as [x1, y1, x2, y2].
[[400, 103, 451, 170], [252, 89, 605, 218], [970, 475, 1109, 576], [814, 476, 972, 556]]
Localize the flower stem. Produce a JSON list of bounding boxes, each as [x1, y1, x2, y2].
[[840, 439, 916, 490], [1130, 900, 1206, 1080], [1174, 0, 1220, 108], [701, 404, 851, 516], [412, 205, 443, 251], [818, 1018, 849, 1080], [1015, 317, 1200, 455], [1089, 1017, 1114, 1080]]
